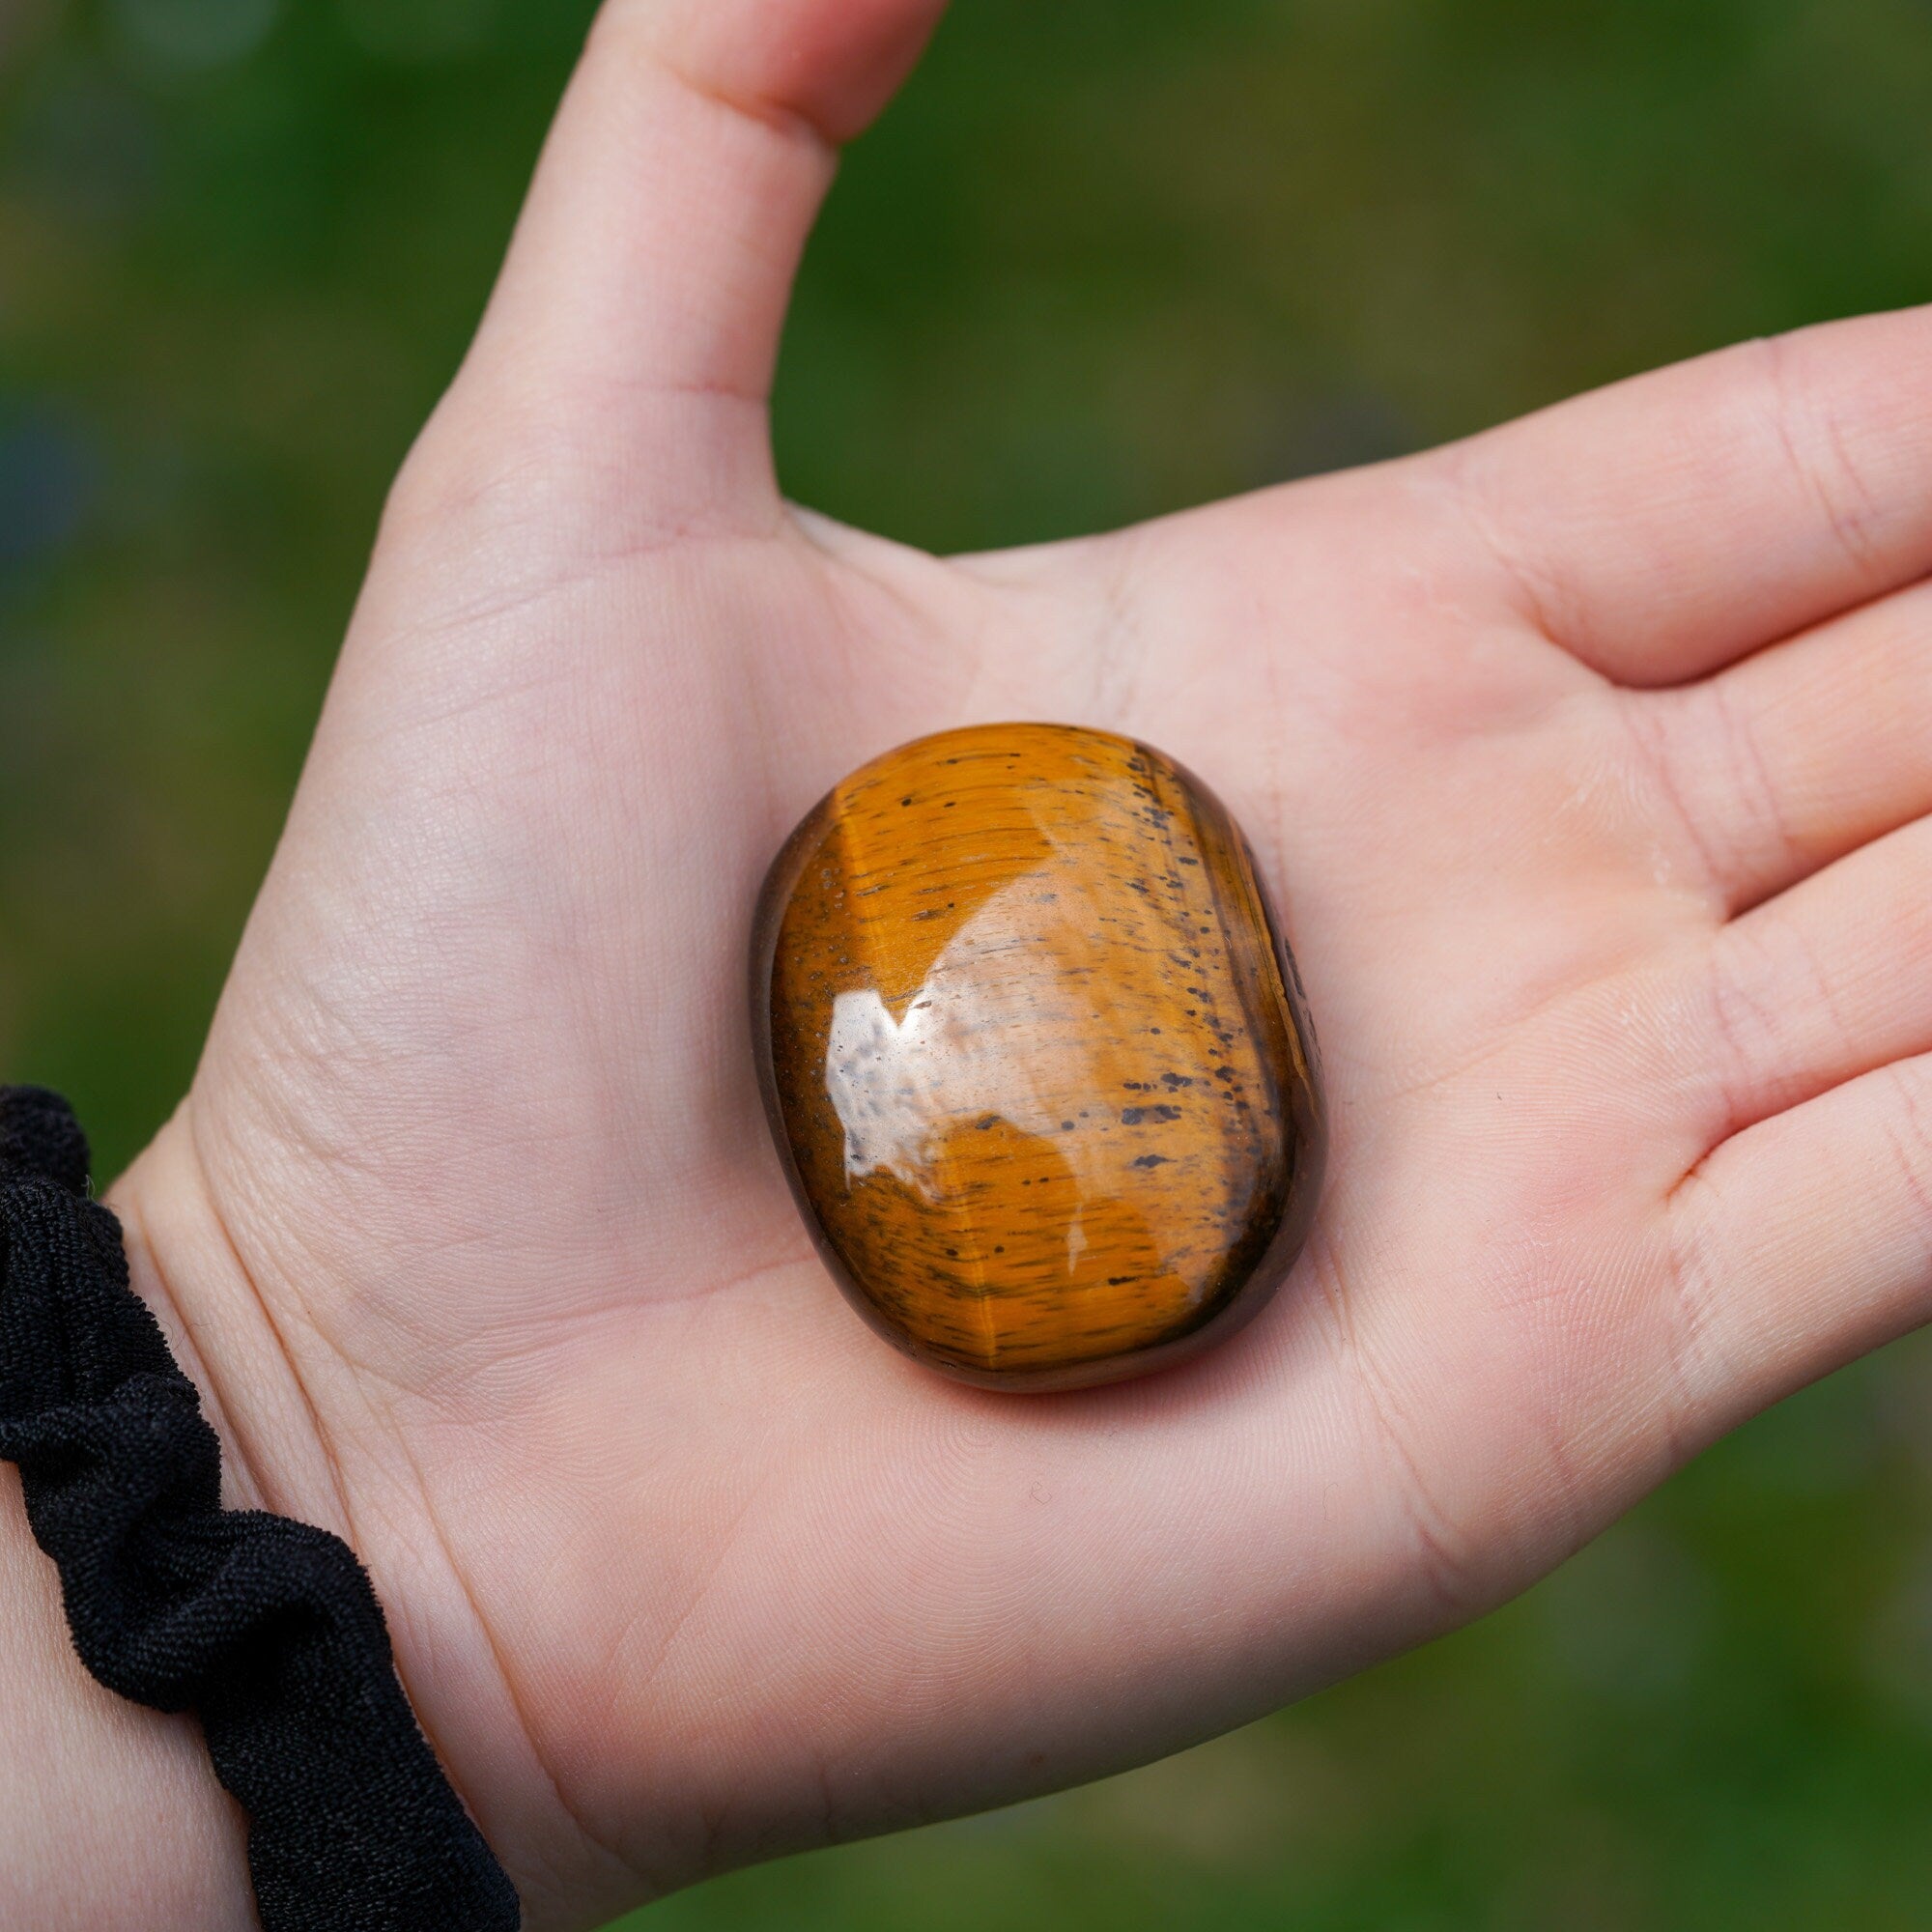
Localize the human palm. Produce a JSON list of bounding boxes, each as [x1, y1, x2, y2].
[[113, 6, 1932, 1928]]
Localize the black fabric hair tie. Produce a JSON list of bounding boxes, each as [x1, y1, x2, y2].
[[0, 1087, 522, 1931]]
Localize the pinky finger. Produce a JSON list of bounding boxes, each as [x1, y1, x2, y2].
[[1667, 1052, 1932, 1442]]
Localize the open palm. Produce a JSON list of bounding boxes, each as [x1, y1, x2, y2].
[[111, 5, 1932, 1927]]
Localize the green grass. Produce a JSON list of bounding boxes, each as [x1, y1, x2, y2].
[[6, 2, 1932, 1925]]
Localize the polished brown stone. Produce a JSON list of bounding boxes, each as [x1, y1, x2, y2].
[[753, 723, 1325, 1391]]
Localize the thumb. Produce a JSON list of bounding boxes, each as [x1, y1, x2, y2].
[[447, 0, 948, 512]]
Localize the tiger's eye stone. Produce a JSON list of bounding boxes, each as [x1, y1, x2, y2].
[[753, 723, 1325, 1391]]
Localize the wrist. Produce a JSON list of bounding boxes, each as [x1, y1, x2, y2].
[[106, 1103, 614, 1931], [0, 1094, 536, 1929], [0, 1109, 264, 1930], [0, 1469, 259, 1928]]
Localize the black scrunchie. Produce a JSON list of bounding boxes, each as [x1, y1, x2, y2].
[[0, 1087, 521, 1931]]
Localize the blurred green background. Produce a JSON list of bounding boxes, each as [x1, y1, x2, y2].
[[6, 1, 1932, 1926]]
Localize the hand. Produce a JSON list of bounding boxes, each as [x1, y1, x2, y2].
[[103, 4, 1932, 1926]]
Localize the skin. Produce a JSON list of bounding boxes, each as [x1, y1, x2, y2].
[[7, 1, 1932, 1924]]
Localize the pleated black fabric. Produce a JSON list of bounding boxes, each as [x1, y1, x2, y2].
[[0, 1087, 521, 1931]]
